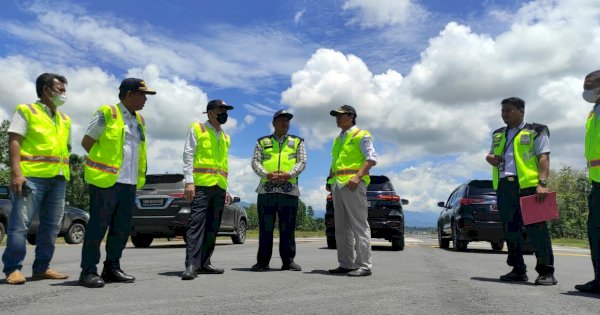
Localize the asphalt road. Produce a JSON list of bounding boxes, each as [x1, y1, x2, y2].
[[0, 235, 598, 315]]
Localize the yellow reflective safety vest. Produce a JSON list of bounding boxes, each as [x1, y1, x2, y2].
[[192, 122, 230, 190], [16, 103, 71, 180], [585, 109, 600, 182], [491, 123, 548, 190], [84, 104, 147, 188], [258, 134, 302, 184], [329, 128, 371, 186]]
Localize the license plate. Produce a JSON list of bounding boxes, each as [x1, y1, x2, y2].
[[141, 198, 165, 207]]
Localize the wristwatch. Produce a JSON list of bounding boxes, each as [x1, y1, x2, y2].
[[539, 179, 548, 187]]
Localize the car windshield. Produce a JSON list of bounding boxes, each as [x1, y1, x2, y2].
[[468, 180, 495, 195], [368, 176, 394, 191], [144, 174, 185, 189]]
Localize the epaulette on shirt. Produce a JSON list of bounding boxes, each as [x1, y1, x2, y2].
[[493, 127, 506, 134], [288, 134, 304, 143], [528, 122, 550, 138]]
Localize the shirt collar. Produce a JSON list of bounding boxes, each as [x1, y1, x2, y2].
[[340, 125, 358, 137], [204, 120, 222, 133], [508, 120, 526, 131], [272, 133, 288, 141], [35, 101, 55, 118], [118, 102, 135, 118]]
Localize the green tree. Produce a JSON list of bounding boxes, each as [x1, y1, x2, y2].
[[65, 153, 90, 211], [0, 120, 11, 185], [245, 203, 259, 230], [547, 165, 590, 239]]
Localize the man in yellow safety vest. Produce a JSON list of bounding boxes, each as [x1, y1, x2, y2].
[[79, 78, 155, 288], [2, 73, 71, 285], [181, 99, 234, 280]]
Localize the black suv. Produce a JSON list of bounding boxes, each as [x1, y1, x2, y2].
[[0, 185, 89, 245], [325, 175, 409, 251], [437, 180, 504, 251], [130, 174, 247, 248]]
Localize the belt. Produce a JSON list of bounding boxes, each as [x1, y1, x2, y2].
[[501, 176, 517, 182]]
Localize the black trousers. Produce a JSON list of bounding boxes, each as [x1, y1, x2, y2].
[[497, 178, 554, 275], [81, 183, 136, 274], [256, 193, 298, 265], [588, 182, 600, 281], [185, 185, 225, 268]]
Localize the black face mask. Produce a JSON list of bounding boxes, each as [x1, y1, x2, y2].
[[216, 113, 228, 124]]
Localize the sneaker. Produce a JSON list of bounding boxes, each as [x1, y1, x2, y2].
[[500, 270, 528, 282], [347, 267, 372, 277], [32, 268, 69, 280], [534, 274, 557, 286], [281, 262, 302, 271], [575, 280, 600, 293], [6, 270, 26, 285]]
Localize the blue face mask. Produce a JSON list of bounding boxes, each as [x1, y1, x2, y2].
[[583, 88, 600, 103], [216, 113, 228, 124]]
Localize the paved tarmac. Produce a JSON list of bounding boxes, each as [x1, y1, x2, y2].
[[0, 234, 598, 314]]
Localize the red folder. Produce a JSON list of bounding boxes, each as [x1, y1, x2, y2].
[[519, 192, 559, 225]]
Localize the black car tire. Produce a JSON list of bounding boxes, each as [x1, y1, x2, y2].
[[326, 236, 337, 249], [491, 240, 505, 251], [232, 219, 247, 244], [0, 221, 5, 244], [131, 234, 153, 248], [391, 236, 404, 251], [452, 223, 468, 251], [64, 222, 86, 244], [27, 234, 37, 245], [438, 226, 450, 249]]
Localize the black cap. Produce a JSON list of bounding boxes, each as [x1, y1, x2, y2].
[[273, 109, 293, 120], [330, 104, 357, 117], [204, 99, 234, 113], [119, 78, 156, 94], [584, 70, 600, 90]]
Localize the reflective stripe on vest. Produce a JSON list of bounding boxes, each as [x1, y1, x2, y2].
[[84, 104, 147, 188], [330, 128, 371, 186], [259, 135, 301, 184], [17, 103, 71, 179], [192, 122, 230, 189], [492, 126, 540, 190]]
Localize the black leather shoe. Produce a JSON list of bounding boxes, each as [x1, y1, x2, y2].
[[200, 264, 224, 274], [575, 280, 600, 293], [101, 269, 135, 283], [281, 262, 302, 271], [328, 267, 356, 274], [251, 263, 271, 271], [79, 272, 105, 288], [347, 267, 372, 277], [534, 274, 557, 286], [181, 265, 199, 280], [500, 270, 528, 282]]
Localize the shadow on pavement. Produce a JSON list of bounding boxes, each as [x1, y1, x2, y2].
[[158, 271, 183, 277], [305, 269, 345, 276], [561, 291, 600, 299], [439, 248, 515, 255], [50, 280, 81, 286], [230, 267, 275, 272], [133, 243, 233, 249], [318, 245, 400, 252], [470, 276, 536, 286]]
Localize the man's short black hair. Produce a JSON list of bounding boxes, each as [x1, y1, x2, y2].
[[501, 97, 525, 109], [36, 73, 67, 98]]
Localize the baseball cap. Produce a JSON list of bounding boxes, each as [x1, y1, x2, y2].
[[584, 70, 600, 90], [330, 104, 357, 117], [204, 99, 234, 113], [119, 78, 156, 94], [273, 109, 293, 120]]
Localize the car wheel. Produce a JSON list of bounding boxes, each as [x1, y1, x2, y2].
[[64, 222, 86, 244], [232, 220, 247, 244], [326, 236, 337, 249], [452, 223, 467, 251], [131, 234, 153, 248], [27, 234, 37, 245], [438, 226, 449, 249], [391, 235, 405, 251], [491, 240, 505, 251], [0, 221, 5, 244]]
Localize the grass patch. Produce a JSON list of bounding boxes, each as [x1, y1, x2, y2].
[[552, 238, 590, 249]]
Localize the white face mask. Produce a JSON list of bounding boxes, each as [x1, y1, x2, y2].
[[583, 88, 600, 103], [51, 92, 67, 107]]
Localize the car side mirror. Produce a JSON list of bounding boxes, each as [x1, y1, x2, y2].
[[437, 201, 446, 208], [401, 199, 409, 205], [233, 196, 241, 203]]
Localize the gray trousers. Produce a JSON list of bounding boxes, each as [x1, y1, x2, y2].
[[332, 182, 372, 269]]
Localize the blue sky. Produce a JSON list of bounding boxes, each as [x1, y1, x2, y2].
[[1, 0, 599, 214]]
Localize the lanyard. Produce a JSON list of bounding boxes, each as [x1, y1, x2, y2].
[[501, 126, 524, 157]]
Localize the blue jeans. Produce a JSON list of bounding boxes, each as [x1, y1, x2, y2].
[[2, 176, 66, 275]]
